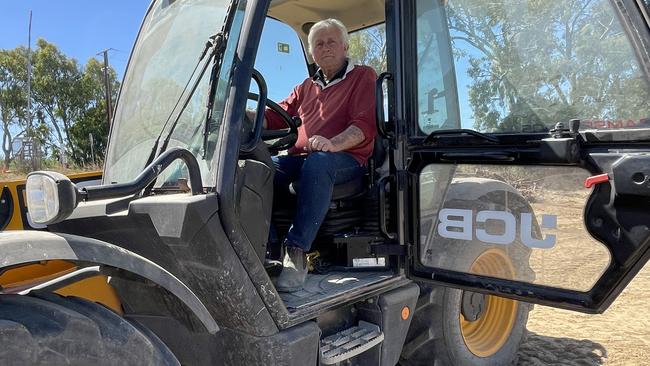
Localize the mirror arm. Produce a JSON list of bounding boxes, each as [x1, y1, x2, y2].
[[82, 147, 203, 201], [240, 69, 267, 153]]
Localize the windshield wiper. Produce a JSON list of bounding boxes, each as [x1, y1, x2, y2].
[[201, 35, 226, 159], [142, 33, 224, 171], [202, 1, 240, 158], [423, 129, 500, 145]]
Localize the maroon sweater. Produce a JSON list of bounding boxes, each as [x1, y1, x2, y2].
[[266, 65, 377, 165]]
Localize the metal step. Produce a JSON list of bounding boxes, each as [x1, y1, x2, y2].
[[320, 321, 384, 365]]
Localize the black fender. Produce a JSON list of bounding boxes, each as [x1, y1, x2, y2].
[[0, 230, 218, 334], [443, 177, 543, 248], [446, 177, 526, 203], [445, 177, 537, 222]]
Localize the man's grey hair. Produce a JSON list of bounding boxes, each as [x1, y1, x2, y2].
[[307, 18, 349, 56]]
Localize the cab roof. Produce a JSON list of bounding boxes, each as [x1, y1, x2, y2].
[[268, 0, 385, 61]]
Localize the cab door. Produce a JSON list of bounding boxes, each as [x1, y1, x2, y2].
[[398, 0, 650, 313]]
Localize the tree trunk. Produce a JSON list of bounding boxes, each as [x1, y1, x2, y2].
[[61, 116, 77, 162], [1, 106, 13, 171], [40, 105, 67, 164]]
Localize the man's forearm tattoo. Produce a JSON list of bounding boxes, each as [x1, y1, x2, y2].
[[331, 125, 365, 151]]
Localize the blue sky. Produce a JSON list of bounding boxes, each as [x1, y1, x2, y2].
[[1, 0, 151, 79], [0, 1, 304, 96]]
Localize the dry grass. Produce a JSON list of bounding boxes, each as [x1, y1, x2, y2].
[[1, 165, 101, 182], [517, 189, 650, 365], [518, 264, 650, 365]]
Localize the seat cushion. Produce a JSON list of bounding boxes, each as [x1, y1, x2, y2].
[[290, 177, 365, 201]]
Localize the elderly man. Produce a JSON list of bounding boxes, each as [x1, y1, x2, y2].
[[261, 18, 377, 292]]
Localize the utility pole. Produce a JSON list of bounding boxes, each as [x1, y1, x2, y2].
[[27, 11, 32, 135], [27, 10, 37, 171], [96, 48, 115, 127]]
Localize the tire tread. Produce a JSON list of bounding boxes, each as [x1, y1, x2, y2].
[[0, 293, 179, 366]]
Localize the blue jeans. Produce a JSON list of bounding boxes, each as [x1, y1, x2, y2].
[[273, 152, 366, 251]]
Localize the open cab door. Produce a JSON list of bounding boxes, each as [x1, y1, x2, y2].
[[398, 0, 650, 313]]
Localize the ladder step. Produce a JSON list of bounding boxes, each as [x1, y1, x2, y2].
[[320, 321, 384, 365]]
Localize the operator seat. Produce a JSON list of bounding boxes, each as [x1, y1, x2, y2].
[[273, 134, 388, 237]]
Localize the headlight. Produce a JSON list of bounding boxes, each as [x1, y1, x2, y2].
[[26, 171, 79, 225]]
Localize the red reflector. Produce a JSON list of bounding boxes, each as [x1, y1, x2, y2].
[[584, 173, 609, 188]]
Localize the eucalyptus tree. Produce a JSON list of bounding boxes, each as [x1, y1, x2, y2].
[[0, 48, 28, 170]]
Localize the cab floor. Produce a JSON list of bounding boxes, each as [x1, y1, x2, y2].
[[280, 270, 393, 310]]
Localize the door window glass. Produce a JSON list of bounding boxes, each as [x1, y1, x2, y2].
[[348, 24, 387, 74], [415, 0, 650, 135], [349, 24, 389, 122], [244, 17, 308, 137], [416, 2, 459, 133], [419, 164, 610, 291], [252, 17, 308, 102]]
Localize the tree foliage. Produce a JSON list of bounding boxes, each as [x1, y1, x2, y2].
[[0, 48, 28, 170], [447, 0, 650, 132], [0, 39, 119, 170], [343, 0, 650, 134], [348, 25, 387, 73], [71, 57, 119, 164]]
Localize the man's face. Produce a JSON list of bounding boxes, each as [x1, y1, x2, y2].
[[311, 27, 347, 73]]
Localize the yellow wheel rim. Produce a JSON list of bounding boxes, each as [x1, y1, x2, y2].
[[460, 248, 519, 358]]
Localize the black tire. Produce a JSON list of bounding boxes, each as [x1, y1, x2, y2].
[[400, 282, 530, 366], [0, 292, 179, 366], [401, 238, 532, 366], [403, 179, 538, 365]]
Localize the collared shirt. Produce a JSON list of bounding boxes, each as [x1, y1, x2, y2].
[[266, 62, 377, 166], [312, 59, 351, 89]]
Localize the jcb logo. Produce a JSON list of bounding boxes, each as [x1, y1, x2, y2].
[[438, 209, 557, 248]]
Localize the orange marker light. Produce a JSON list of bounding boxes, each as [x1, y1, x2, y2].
[[401, 306, 410, 320]]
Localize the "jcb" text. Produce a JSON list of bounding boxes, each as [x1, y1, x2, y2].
[[437, 209, 557, 248]]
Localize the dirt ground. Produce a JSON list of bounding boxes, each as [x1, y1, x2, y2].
[[516, 185, 650, 366], [517, 262, 650, 366]]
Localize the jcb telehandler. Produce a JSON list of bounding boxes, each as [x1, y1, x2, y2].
[[2, 0, 650, 365]]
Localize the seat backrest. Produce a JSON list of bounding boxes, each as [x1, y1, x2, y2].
[[371, 135, 387, 167], [367, 134, 387, 185]]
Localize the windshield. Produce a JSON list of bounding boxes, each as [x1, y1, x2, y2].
[[104, 0, 238, 186]]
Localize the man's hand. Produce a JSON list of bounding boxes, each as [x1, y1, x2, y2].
[[245, 109, 268, 128], [245, 109, 256, 121], [308, 135, 337, 152], [308, 126, 366, 153]]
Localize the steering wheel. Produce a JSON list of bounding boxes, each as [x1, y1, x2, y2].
[[247, 92, 302, 153]]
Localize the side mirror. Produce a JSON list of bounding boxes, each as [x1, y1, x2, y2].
[[26, 171, 80, 225]]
